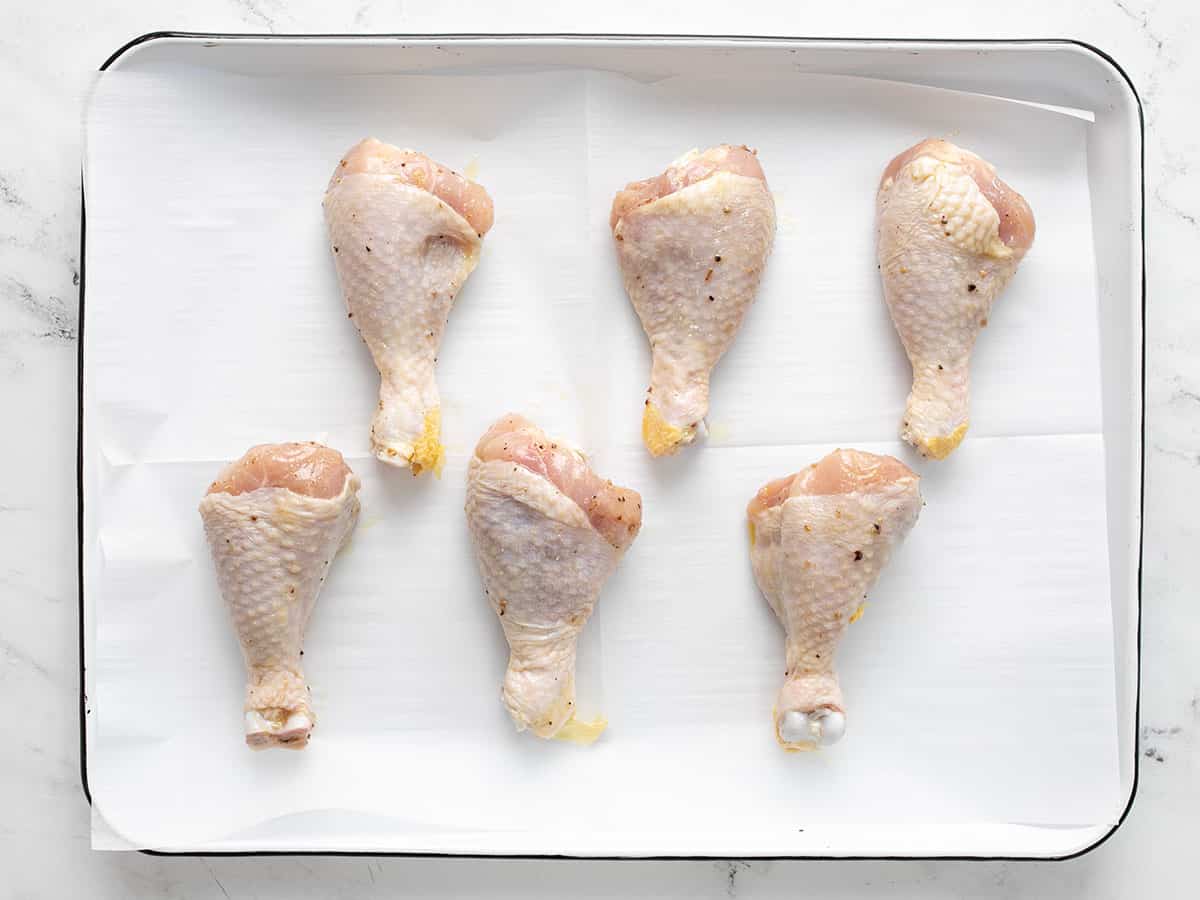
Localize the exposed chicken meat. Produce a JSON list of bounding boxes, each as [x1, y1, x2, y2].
[[466, 415, 642, 742]]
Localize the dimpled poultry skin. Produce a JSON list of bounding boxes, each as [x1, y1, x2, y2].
[[465, 414, 642, 743], [199, 442, 360, 749], [876, 138, 1035, 460], [747, 449, 921, 751], [324, 138, 494, 474], [612, 145, 776, 456]]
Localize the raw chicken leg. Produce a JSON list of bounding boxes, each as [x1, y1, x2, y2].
[[747, 449, 921, 751], [612, 145, 776, 456], [325, 138, 494, 473], [877, 138, 1035, 459], [465, 415, 642, 742], [199, 442, 361, 749]]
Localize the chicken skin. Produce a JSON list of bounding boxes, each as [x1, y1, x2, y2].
[[876, 138, 1035, 459], [325, 138, 494, 474], [747, 450, 921, 751], [465, 415, 642, 742], [612, 145, 776, 456], [199, 443, 360, 749]]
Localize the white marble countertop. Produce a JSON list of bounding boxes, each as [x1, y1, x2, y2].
[[0, 0, 1194, 896]]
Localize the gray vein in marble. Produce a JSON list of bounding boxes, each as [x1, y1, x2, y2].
[[722, 861, 751, 897], [0, 175, 25, 208], [1152, 442, 1200, 464], [1, 276, 77, 341], [353, 1, 372, 27], [0, 572, 63, 605], [0, 636, 55, 682], [1141, 724, 1184, 763], [128, 862, 191, 896], [202, 861, 232, 900], [25, 742, 79, 799], [1154, 184, 1198, 227], [1113, 0, 1166, 51], [231, 0, 281, 33], [1109, 0, 1176, 130]]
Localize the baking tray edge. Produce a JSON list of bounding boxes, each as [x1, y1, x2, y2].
[[76, 31, 1146, 862]]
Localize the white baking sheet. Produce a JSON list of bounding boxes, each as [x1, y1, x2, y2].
[[83, 63, 1120, 853]]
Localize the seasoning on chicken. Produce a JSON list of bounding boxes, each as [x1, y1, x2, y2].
[[465, 414, 642, 743], [876, 138, 1035, 459], [747, 449, 921, 750], [325, 138, 494, 474], [199, 442, 360, 749], [612, 145, 776, 456]]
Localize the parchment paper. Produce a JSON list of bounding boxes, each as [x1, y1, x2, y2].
[[83, 64, 1119, 853]]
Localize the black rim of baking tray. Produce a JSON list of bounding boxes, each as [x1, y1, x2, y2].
[[77, 31, 1147, 862]]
